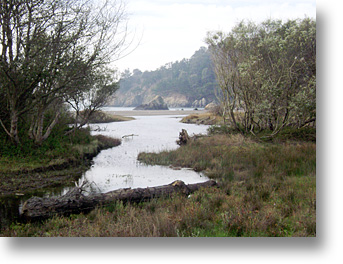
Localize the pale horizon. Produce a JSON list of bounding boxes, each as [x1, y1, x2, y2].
[[114, 0, 316, 73]]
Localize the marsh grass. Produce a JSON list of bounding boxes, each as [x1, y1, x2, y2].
[[2, 132, 316, 237], [138, 134, 315, 181], [180, 112, 223, 125], [87, 111, 134, 123]]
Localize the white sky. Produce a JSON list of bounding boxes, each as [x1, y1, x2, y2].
[[115, 0, 316, 72]]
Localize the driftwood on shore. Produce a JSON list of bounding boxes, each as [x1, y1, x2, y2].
[[121, 134, 138, 138], [21, 180, 217, 220]]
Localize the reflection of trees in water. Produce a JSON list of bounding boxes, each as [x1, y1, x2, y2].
[[0, 196, 23, 230]]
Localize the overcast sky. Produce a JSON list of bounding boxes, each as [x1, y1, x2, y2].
[[114, 0, 316, 73]]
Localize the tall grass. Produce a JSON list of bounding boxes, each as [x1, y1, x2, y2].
[[2, 174, 315, 237], [138, 134, 315, 181]]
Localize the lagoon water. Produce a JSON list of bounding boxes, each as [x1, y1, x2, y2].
[[0, 110, 210, 228], [77, 113, 209, 194]]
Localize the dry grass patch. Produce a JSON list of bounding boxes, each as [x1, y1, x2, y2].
[[181, 112, 223, 125], [90, 112, 134, 123]]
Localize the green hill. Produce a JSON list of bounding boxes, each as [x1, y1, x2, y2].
[[109, 47, 218, 107]]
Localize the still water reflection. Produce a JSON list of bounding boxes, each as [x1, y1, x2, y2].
[[77, 115, 209, 194]]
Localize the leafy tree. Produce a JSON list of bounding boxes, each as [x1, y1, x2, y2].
[[206, 18, 316, 137], [0, 0, 128, 145], [66, 67, 119, 134]]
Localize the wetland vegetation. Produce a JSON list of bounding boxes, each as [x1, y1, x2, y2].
[[1, 122, 316, 237]]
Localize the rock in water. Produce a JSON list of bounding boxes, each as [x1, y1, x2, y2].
[[134, 96, 169, 110]]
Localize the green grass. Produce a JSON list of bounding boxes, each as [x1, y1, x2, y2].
[[138, 134, 315, 180]]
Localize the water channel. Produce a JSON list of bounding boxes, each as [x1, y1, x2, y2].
[[0, 109, 209, 229]]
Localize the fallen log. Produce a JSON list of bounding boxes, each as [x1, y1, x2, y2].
[[21, 180, 217, 221], [122, 134, 138, 138]]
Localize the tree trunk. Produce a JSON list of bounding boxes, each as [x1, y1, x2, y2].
[[42, 111, 60, 142], [10, 109, 20, 144], [34, 110, 45, 144], [20, 180, 217, 220], [29, 107, 61, 145]]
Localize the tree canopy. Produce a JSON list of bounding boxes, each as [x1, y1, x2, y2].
[[206, 18, 316, 137], [0, 0, 127, 145]]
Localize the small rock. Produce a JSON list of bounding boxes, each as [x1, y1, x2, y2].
[[134, 96, 168, 110]]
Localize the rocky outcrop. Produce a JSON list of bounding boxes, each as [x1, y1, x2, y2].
[[133, 96, 169, 110], [164, 94, 189, 107], [192, 98, 207, 108]]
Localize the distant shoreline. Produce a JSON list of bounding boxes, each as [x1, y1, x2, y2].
[[106, 109, 207, 117]]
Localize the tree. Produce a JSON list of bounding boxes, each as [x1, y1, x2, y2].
[[0, 0, 128, 144], [206, 18, 316, 136], [66, 67, 119, 134]]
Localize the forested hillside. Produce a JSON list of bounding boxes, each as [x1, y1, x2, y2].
[[109, 47, 218, 107]]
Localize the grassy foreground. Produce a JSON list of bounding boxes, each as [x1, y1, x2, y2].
[[2, 127, 315, 237], [137, 133, 316, 237]]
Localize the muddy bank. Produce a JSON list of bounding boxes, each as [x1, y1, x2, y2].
[[180, 112, 223, 125], [1, 160, 88, 196], [0, 136, 121, 196]]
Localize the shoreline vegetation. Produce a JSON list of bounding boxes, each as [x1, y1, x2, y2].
[[0, 134, 121, 195], [180, 112, 223, 125], [137, 131, 316, 237], [0, 111, 124, 195], [1, 111, 316, 237], [84, 110, 135, 123]]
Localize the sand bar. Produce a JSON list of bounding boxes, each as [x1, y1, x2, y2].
[[106, 109, 206, 117]]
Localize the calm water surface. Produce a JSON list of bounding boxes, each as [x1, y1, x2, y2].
[[78, 114, 209, 194]]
